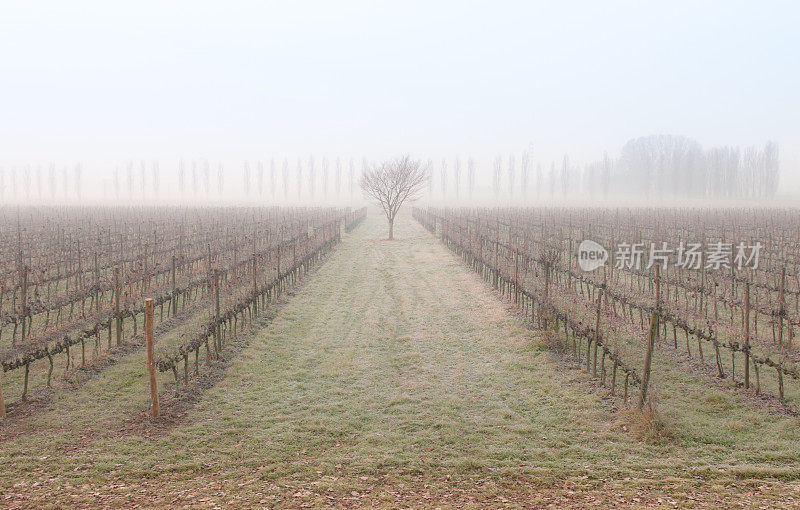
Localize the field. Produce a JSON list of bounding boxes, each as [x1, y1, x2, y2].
[[1, 208, 800, 508]]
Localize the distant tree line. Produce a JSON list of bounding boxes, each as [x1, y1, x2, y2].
[[471, 136, 780, 201], [0, 139, 780, 202], [597, 135, 780, 199]]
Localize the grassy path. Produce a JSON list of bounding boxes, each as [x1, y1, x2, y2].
[[2, 212, 800, 507]]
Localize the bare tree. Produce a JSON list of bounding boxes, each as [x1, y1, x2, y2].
[[762, 141, 779, 198], [270, 158, 277, 197], [49, 163, 56, 198], [536, 163, 543, 199], [257, 161, 264, 195], [35, 165, 42, 198], [153, 161, 160, 196], [425, 158, 434, 197], [190, 160, 197, 196], [348, 158, 355, 200], [335, 157, 342, 196], [141, 160, 147, 198], [360, 155, 426, 240], [507, 154, 516, 197], [520, 151, 529, 199], [453, 157, 461, 199], [467, 157, 475, 197], [307, 156, 315, 196], [243, 161, 250, 196], [203, 160, 210, 195], [493, 155, 502, 199], [23, 166, 31, 199], [601, 151, 611, 198], [177, 160, 185, 196], [217, 162, 224, 196], [295, 158, 302, 199], [440, 158, 447, 198], [112, 166, 120, 200], [74, 163, 82, 198], [281, 159, 289, 198], [321, 156, 329, 197]]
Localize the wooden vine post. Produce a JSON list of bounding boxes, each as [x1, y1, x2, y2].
[[94, 252, 100, 313], [213, 270, 221, 352], [543, 259, 550, 302], [778, 266, 786, 348], [514, 242, 520, 304], [638, 265, 660, 410], [252, 253, 258, 316], [19, 265, 29, 344], [76, 239, 82, 291], [171, 254, 177, 314], [0, 371, 5, 420], [114, 266, 122, 345], [277, 226, 283, 283], [143, 244, 149, 292], [145, 298, 159, 418], [744, 281, 751, 389], [292, 233, 297, 282], [493, 218, 499, 289], [592, 273, 605, 377]]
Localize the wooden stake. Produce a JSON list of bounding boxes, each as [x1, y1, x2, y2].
[[592, 275, 605, 377], [213, 270, 221, 352], [19, 265, 28, 344], [94, 252, 100, 313], [171, 255, 177, 315], [145, 298, 159, 418], [744, 281, 751, 389], [779, 266, 786, 348], [638, 266, 660, 410], [0, 371, 5, 419], [114, 267, 122, 345], [252, 254, 258, 316]]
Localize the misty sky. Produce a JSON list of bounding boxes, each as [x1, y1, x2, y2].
[[1, 1, 799, 199]]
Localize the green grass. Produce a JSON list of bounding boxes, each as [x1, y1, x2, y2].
[[1, 212, 800, 507]]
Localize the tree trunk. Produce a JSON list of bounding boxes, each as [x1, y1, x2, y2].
[[388, 217, 394, 240]]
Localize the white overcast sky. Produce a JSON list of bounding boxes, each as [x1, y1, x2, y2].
[[1, 0, 799, 199]]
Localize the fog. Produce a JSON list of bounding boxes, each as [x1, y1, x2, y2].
[[1, 1, 798, 206]]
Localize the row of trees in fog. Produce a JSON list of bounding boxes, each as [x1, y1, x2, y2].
[[237, 157, 362, 199], [609, 135, 779, 199], [476, 136, 778, 200], [0, 164, 84, 199], [114, 158, 364, 200], [0, 158, 367, 201], [0, 137, 781, 202]]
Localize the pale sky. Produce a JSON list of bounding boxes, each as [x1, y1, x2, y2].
[[1, 0, 798, 202]]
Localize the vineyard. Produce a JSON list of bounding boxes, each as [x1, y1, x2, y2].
[[2, 209, 800, 507], [0, 206, 366, 415], [414, 207, 800, 413], [4, 0, 797, 504]]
